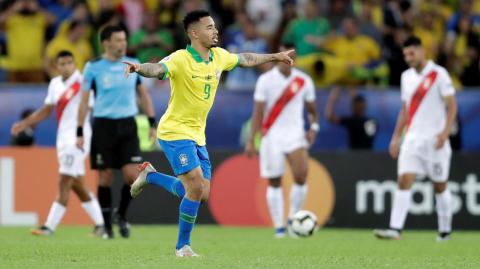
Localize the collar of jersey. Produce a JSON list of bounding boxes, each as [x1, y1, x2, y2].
[[186, 45, 213, 63]]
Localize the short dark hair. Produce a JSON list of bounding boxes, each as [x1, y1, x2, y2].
[[100, 25, 124, 42], [403, 36, 422, 48], [21, 109, 34, 120], [279, 41, 296, 50], [352, 95, 366, 105], [56, 50, 74, 61], [183, 9, 210, 33]]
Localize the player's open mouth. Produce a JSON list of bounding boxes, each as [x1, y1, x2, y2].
[[213, 36, 218, 43]]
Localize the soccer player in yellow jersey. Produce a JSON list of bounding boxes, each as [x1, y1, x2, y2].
[[124, 10, 293, 257]]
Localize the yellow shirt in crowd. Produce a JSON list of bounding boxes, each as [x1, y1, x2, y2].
[[325, 35, 381, 65], [157, 45, 240, 146], [295, 53, 349, 88], [2, 14, 46, 70]]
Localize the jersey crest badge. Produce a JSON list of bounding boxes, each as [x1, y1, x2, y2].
[[179, 154, 188, 166]]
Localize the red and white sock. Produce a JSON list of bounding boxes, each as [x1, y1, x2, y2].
[[288, 183, 308, 219], [81, 192, 105, 226], [435, 189, 452, 234], [45, 201, 66, 231], [266, 186, 284, 229], [389, 189, 411, 230]]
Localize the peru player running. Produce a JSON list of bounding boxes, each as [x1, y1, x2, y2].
[[245, 42, 320, 238], [11, 51, 104, 236], [374, 36, 457, 241]]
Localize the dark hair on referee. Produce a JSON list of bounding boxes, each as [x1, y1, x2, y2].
[[100, 25, 124, 42], [56, 50, 74, 61], [280, 41, 296, 50], [183, 9, 210, 32], [403, 36, 422, 48]]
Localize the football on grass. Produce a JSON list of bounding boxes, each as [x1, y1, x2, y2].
[[291, 210, 318, 237]]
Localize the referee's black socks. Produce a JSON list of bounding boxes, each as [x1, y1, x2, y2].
[[98, 186, 112, 231], [118, 183, 132, 219]]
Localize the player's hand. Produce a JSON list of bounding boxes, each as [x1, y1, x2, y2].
[[149, 127, 156, 146], [123, 61, 140, 78], [274, 50, 295, 66], [389, 138, 400, 159], [307, 130, 317, 147], [436, 131, 448, 149], [244, 141, 256, 159], [11, 121, 26, 136], [76, 136, 84, 150]]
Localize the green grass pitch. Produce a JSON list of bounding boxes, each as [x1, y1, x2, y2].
[[1, 225, 479, 268]]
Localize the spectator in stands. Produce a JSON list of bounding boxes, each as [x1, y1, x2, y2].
[[383, 26, 409, 87], [270, 0, 296, 52], [44, 20, 93, 78], [225, 18, 268, 91], [325, 87, 377, 150], [325, 17, 381, 84], [413, 10, 439, 61], [446, 0, 480, 39], [47, 0, 73, 37], [128, 12, 174, 64], [282, 0, 330, 56], [326, 0, 354, 31], [9, 109, 35, 146], [245, 0, 282, 38], [0, 0, 56, 83], [454, 16, 480, 86], [56, 2, 94, 42], [116, 0, 145, 34], [383, 0, 414, 35], [357, 2, 382, 46]]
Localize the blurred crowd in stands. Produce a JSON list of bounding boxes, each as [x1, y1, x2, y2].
[[0, 0, 478, 89]]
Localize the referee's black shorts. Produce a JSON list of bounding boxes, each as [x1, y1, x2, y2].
[[90, 117, 142, 170]]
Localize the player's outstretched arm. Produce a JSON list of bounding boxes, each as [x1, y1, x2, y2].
[[123, 61, 166, 79], [11, 105, 54, 136], [238, 50, 294, 68]]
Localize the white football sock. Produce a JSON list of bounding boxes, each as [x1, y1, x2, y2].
[[288, 183, 308, 220], [435, 189, 452, 233], [266, 186, 284, 229], [81, 192, 105, 226], [389, 189, 411, 230], [44, 201, 67, 231]]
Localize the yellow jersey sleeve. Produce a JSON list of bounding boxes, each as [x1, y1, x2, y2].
[[158, 52, 182, 80], [213, 47, 241, 71]]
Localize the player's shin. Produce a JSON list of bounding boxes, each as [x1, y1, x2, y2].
[[147, 172, 185, 197], [98, 186, 112, 231], [45, 201, 67, 231], [288, 183, 308, 220], [389, 189, 412, 231], [435, 188, 452, 235], [81, 192, 104, 227], [266, 186, 285, 230], [177, 198, 200, 249], [118, 184, 133, 218]]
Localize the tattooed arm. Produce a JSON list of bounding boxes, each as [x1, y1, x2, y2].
[[238, 50, 294, 68], [123, 61, 166, 79]]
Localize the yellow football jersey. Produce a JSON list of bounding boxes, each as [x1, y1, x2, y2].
[[157, 45, 241, 146]]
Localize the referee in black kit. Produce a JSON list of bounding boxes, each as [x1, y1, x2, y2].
[[76, 26, 156, 239]]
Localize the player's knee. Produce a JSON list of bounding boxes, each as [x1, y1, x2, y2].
[[293, 171, 307, 185], [124, 172, 137, 185], [269, 178, 281, 187], [98, 170, 113, 187], [434, 182, 447, 193], [397, 174, 415, 190]]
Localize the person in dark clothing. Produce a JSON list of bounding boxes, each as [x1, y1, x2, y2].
[[325, 87, 377, 149], [383, 26, 410, 86], [9, 109, 35, 146]]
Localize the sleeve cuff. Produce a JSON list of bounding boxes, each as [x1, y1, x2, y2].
[[230, 54, 241, 71], [159, 62, 168, 80]]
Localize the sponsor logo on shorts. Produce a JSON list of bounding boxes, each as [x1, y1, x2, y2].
[[179, 154, 188, 166], [96, 154, 104, 166], [131, 156, 142, 162]]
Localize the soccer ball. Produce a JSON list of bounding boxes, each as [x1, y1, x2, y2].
[[290, 210, 318, 237]]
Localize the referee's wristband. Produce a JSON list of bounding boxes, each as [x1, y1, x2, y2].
[[310, 122, 320, 132], [148, 117, 156, 127], [77, 127, 83, 137]]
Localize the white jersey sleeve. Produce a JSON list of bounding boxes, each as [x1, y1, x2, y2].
[[400, 71, 408, 102], [304, 76, 316, 102], [254, 74, 268, 102], [44, 79, 57, 105], [437, 68, 455, 97]]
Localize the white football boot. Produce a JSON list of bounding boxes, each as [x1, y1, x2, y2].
[[437, 234, 451, 242], [287, 220, 298, 238], [175, 245, 200, 257], [131, 162, 156, 197], [373, 229, 402, 240]]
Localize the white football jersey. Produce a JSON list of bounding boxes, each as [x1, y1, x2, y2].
[[254, 66, 316, 141], [400, 60, 455, 141], [44, 70, 93, 147]]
